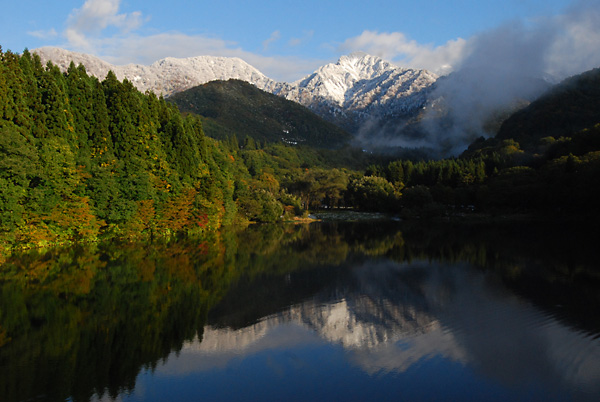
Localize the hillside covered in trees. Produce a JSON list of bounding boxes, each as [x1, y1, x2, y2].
[[496, 68, 600, 152], [168, 79, 352, 148]]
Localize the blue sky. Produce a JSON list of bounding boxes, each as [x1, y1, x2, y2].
[[1, 0, 598, 81]]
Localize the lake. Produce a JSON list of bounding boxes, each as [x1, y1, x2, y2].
[[1, 214, 599, 401]]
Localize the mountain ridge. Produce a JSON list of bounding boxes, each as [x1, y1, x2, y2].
[[33, 47, 437, 135], [34, 46, 279, 96], [496, 67, 600, 149], [277, 52, 437, 132]]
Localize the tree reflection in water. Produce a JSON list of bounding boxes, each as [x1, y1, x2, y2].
[[1, 219, 599, 401]]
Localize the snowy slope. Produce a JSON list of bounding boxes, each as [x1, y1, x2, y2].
[[282, 53, 436, 110], [33, 48, 437, 134], [34, 47, 278, 96], [276, 52, 438, 131]]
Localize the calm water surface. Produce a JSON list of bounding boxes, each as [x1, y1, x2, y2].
[[1, 215, 599, 401]]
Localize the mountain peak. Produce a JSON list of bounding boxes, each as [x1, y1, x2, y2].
[[340, 51, 371, 61], [338, 52, 398, 72], [284, 53, 436, 114]]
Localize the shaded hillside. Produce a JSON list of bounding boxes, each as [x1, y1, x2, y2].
[[168, 79, 352, 149], [496, 68, 600, 151]]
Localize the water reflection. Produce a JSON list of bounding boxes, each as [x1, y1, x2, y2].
[[1, 219, 599, 401], [181, 257, 600, 399]]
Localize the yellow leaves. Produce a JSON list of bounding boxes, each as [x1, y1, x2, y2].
[[76, 165, 91, 181], [461, 173, 475, 186], [150, 174, 172, 192], [257, 172, 280, 193]]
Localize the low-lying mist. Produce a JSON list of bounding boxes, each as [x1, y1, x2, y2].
[[356, 0, 600, 158]]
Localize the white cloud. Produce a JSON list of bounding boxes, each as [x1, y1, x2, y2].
[[95, 33, 238, 65], [243, 54, 322, 83], [65, 0, 145, 50], [413, 0, 600, 154], [262, 30, 281, 51], [68, 0, 144, 33], [545, 0, 600, 78], [338, 30, 470, 74], [407, 38, 470, 75]]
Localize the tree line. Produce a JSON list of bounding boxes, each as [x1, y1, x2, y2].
[[230, 125, 600, 219], [0, 48, 310, 251]]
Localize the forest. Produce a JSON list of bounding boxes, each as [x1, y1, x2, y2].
[[1, 48, 600, 252]]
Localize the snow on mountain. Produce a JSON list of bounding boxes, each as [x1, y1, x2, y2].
[[282, 52, 436, 110], [276, 52, 438, 131], [33, 48, 437, 135], [33, 47, 278, 96]]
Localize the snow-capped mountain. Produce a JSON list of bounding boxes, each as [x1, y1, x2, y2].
[[34, 47, 279, 96], [33, 48, 437, 135], [277, 53, 438, 131]]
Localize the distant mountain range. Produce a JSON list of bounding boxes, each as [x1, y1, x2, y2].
[[34, 47, 278, 96], [34, 48, 437, 136], [36, 47, 593, 156]]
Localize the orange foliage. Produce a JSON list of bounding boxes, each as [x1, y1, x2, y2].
[[49, 196, 105, 241], [257, 172, 280, 192], [157, 188, 197, 234]]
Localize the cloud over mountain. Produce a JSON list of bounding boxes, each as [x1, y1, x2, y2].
[[339, 31, 469, 76], [416, 0, 600, 154]]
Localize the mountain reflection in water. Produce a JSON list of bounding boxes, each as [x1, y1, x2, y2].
[[167, 259, 600, 397], [1, 219, 599, 401]]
